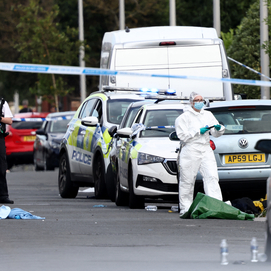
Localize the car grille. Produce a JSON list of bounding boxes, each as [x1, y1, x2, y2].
[[136, 175, 178, 192], [163, 160, 177, 175]]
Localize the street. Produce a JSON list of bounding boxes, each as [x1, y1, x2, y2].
[[0, 166, 270, 271]]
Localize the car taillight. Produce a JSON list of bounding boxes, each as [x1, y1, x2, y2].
[[210, 140, 216, 150]]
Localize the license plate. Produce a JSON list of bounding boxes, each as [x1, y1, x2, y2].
[[225, 153, 265, 164], [23, 136, 36, 141]]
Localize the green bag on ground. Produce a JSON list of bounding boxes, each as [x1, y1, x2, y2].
[[180, 192, 254, 220]]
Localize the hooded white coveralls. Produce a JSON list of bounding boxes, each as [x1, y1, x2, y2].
[[175, 106, 225, 214]]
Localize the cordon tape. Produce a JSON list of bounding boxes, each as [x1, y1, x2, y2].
[[12, 116, 73, 122], [227, 57, 271, 81], [0, 60, 271, 88]]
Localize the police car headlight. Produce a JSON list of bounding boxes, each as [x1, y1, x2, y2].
[[138, 152, 164, 165]]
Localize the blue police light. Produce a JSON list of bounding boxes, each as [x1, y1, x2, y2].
[[166, 89, 176, 95], [150, 88, 159, 93], [140, 87, 159, 93], [140, 87, 149, 93]]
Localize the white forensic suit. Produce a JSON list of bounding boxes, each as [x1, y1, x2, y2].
[[175, 106, 225, 214]]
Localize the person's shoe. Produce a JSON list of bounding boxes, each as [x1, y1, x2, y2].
[[0, 198, 14, 204]]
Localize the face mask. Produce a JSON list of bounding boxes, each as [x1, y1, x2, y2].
[[194, 102, 204, 110]]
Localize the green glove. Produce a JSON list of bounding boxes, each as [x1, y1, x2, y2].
[[214, 124, 221, 131], [200, 127, 209, 134]]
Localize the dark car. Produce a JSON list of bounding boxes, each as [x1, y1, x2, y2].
[[33, 111, 75, 171], [6, 112, 49, 169]]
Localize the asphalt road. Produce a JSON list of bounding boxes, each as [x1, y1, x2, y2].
[[0, 165, 270, 271]]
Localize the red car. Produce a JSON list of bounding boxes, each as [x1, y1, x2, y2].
[[6, 112, 49, 169]]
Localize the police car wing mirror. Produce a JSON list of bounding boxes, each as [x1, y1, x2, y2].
[[116, 127, 133, 138], [254, 139, 271, 153], [131, 123, 145, 137], [81, 116, 99, 127], [108, 125, 117, 137], [169, 131, 179, 141]]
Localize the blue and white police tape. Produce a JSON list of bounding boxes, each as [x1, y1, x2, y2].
[[228, 57, 271, 81], [1, 62, 271, 88], [145, 126, 175, 129], [12, 116, 73, 122]]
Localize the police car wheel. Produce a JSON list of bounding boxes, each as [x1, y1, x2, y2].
[[93, 154, 107, 199], [115, 169, 128, 206], [58, 153, 78, 198], [128, 165, 144, 209], [106, 163, 116, 202]]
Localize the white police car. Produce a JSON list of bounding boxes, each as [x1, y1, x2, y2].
[[58, 90, 145, 199], [110, 101, 185, 208]]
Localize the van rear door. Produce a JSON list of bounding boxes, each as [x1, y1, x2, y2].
[[113, 44, 223, 98], [114, 47, 169, 89], [168, 44, 223, 97]]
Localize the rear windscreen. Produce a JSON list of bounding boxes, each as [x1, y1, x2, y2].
[[209, 109, 271, 134], [12, 121, 43, 130], [115, 45, 221, 68]]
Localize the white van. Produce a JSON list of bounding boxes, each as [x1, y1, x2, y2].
[[99, 26, 233, 101]]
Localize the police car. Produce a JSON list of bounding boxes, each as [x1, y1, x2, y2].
[[58, 90, 146, 199], [109, 100, 185, 209]]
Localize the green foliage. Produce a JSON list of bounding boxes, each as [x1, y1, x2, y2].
[[263, 1, 271, 58], [0, 0, 37, 103], [176, 0, 256, 33], [228, 0, 271, 99], [221, 29, 235, 50], [14, 0, 82, 110]]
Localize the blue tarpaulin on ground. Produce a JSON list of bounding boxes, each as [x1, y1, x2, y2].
[[0, 205, 45, 219]]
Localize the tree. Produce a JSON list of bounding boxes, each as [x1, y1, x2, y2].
[[0, 0, 36, 103], [176, 0, 256, 34], [14, 0, 83, 111], [227, 0, 271, 99]]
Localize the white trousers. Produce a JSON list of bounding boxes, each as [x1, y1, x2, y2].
[[178, 143, 222, 213]]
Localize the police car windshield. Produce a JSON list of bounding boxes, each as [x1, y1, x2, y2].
[[120, 106, 142, 128], [141, 109, 183, 137], [209, 108, 271, 134], [107, 99, 142, 125]]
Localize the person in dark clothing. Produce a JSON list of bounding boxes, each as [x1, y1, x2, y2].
[[0, 99, 14, 204], [19, 99, 32, 113]]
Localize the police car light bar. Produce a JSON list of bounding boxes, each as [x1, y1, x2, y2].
[[102, 86, 176, 96]]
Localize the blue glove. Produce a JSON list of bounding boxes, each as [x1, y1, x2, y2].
[[200, 127, 209, 134], [214, 124, 221, 131]]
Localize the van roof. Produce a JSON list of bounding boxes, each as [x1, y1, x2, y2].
[[102, 26, 218, 45]]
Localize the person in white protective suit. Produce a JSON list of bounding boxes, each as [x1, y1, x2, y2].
[[175, 92, 225, 216]]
